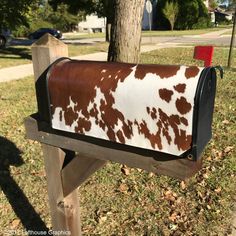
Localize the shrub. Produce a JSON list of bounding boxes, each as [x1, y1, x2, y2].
[[192, 17, 211, 29], [156, 0, 211, 30]]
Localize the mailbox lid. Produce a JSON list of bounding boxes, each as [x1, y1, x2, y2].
[[45, 59, 204, 157]]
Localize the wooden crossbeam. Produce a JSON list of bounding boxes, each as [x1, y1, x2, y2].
[[25, 114, 202, 180], [61, 155, 107, 197]]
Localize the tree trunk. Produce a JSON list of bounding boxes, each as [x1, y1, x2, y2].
[[105, 22, 111, 42], [227, 6, 236, 68], [105, 0, 115, 42], [107, 0, 145, 63]]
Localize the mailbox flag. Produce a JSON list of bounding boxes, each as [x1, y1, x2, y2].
[[194, 46, 214, 67]]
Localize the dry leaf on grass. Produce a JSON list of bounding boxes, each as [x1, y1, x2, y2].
[[11, 219, 20, 229], [214, 187, 222, 193], [148, 172, 155, 178], [119, 183, 129, 193], [180, 181, 186, 190], [99, 216, 107, 224], [164, 190, 177, 202], [169, 212, 178, 222], [121, 165, 130, 176], [224, 146, 234, 154], [222, 119, 230, 125]]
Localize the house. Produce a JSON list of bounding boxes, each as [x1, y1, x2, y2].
[[215, 9, 233, 22], [78, 14, 106, 33], [203, 0, 209, 9]]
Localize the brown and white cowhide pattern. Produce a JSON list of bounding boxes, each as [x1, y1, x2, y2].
[[48, 59, 203, 156]]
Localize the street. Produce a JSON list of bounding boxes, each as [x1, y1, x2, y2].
[[10, 29, 232, 47]]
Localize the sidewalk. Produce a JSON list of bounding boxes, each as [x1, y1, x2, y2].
[[189, 28, 231, 38], [0, 43, 181, 83]]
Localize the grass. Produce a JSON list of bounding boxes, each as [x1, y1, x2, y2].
[[222, 29, 233, 35], [64, 26, 231, 40], [0, 43, 108, 69], [140, 47, 236, 68], [0, 47, 235, 235], [141, 27, 230, 37], [64, 32, 105, 40], [68, 42, 108, 57], [0, 46, 32, 69]]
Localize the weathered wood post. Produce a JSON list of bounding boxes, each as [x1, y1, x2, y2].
[[31, 34, 81, 235]]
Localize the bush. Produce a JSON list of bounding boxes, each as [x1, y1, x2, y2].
[[12, 20, 53, 37], [192, 17, 211, 29], [156, 0, 211, 30]]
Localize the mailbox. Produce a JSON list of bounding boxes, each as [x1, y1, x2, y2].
[[36, 58, 220, 161]]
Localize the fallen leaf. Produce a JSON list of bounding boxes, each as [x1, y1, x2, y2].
[[11, 219, 20, 229], [224, 146, 234, 154], [169, 212, 178, 222], [214, 187, 222, 193], [222, 119, 230, 125], [119, 183, 129, 193], [180, 181, 186, 190], [121, 165, 130, 176], [148, 172, 154, 178], [206, 156, 212, 161], [203, 173, 209, 179], [164, 190, 176, 202], [207, 205, 211, 210], [99, 216, 107, 224]]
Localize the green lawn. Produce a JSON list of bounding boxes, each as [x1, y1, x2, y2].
[[140, 47, 236, 68], [0, 46, 31, 69], [0, 47, 235, 235], [64, 27, 231, 40], [142, 27, 230, 37], [0, 43, 108, 69]]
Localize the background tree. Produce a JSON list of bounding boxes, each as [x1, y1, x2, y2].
[[0, 0, 36, 29], [49, 0, 114, 41], [49, 0, 145, 62], [12, 1, 81, 37], [209, 0, 218, 9], [156, 0, 210, 30], [47, 4, 80, 32], [162, 1, 179, 31]]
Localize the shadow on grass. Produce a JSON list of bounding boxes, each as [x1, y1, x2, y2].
[[0, 136, 48, 232], [0, 47, 31, 60]]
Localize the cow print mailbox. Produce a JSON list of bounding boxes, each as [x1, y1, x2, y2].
[[36, 58, 219, 161]]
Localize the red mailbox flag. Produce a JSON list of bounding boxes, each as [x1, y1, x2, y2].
[[194, 46, 214, 67]]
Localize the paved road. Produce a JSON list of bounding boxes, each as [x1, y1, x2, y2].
[[62, 29, 232, 46], [11, 29, 232, 47]]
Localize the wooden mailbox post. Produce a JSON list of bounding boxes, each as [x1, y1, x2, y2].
[[25, 34, 203, 235]]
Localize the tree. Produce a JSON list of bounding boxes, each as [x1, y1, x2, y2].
[[0, 0, 37, 29], [209, 0, 218, 9], [156, 0, 210, 30], [49, 0, 115, 41], [227, 2, 236, 67], [107, 0, 145, 63], [162, 1, 179, 30], [47, 4, 80, 32], [49, 0, 145, 63]]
